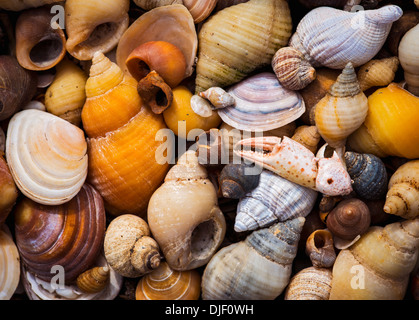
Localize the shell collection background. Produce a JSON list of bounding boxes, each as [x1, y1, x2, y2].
[[0, 0, 418, 302]]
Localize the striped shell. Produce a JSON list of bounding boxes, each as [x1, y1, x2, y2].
[[284, 267, 333, 300], [218, 72, 305, 131], [0, 225, 20, 300], [234, 170, 318, 232], [76, 266, 110, 294]]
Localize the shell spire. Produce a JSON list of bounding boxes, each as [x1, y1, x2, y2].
[[329, 62, 360, 97], [364, 5, 403, 25]]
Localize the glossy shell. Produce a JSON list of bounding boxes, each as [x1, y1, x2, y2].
[[0, 225, 20, 300], [398, 23, 419, 96]]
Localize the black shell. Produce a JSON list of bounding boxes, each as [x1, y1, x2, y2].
[[219, 163, 261, 199]]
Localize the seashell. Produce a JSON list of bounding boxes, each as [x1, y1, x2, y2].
[[125, 41, 187, 88], [196, 129, 227, 167], [330, 217, 419, 299], [0, 56, 37, 121], [137, 70, 173, 115], [291, 125, 321, 154], [289, 5, 403, 69], [314, 62, 368, 157], [190, 94, 214, 118], [272, 46, 316, 91], [6, 109, 88, 205], [416, 0, 419, 9], [0, 0, 62, 11], [305, 229, 336, 268], [147, 150, 226, 271], [347, 83, 419, 159], [297, 0, 350, 9], [45, 59, 88, 126], [199, 87, 236, 110], [76, 266, 110, 294], [116, 4, 197, 81], [234, 169, 317, 232], [15, 6, 66, 71], [0, 225, 20, 300], [387, 11, 419, 56], [344, 151, 388, 200], [284, 267, 333, 300], [14, 184, 106, 282], [357, 57, 399, 92], [183, 0, 218, 23], [65, 0, 130, 61], [219, 163, 261, 199], [326, 198, 371, 241], [104, 214, 161, 278], [0, 155, 18, 226], [82, 53, 171, 216], [133, 0, 183, 11], [195, 0, 292, 93], [202, 217, 305, 300], [21, 253, 123, 300], [383, 160, 419, 219], [218, 72, 305, 132], [399, 23, 419, 96], [135, 262, 201, 300]]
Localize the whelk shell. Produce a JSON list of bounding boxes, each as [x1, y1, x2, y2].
[[76, 266, 110, 294], [357, 57, 399, 92]]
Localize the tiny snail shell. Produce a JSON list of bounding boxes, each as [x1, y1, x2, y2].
[[191, 94, 214, 118], [76, 266, 110, 294], [219, 163, 261, 199], [199, 87, 236, 110], [284, 267, 333, 300], [306, 229, 336, 268]]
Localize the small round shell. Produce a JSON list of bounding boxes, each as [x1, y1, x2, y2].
[[284, 267, 333, 300], [219, 163, 261, 199], [306, 229, 336, 268]]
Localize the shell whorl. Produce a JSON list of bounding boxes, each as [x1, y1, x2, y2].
[[329, 62, 360, 97], [364, 5, 403, 25]]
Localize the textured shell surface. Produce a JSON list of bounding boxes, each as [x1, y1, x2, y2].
[[357, 57, 399, 92], [234, 170, 317, 232], [289, 5, 403, 69], [284, 267, 333, 300], [6, 109, 88, 205], [0, 225, 20, 300], [218, 72, 305, 131]]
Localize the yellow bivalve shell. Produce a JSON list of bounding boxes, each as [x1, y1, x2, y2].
[[0, 225, 20, 300]]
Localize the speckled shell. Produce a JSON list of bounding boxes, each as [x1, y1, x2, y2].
[[234, 170, 317, 232], [202, 217, 305, 300], [289, 5, 403, 69], [218, 72, 305, 131], [0, 225, 20, 300], [284, 267, 333, 300]]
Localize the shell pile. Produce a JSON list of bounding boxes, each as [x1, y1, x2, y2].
[[0, 0, 418, 302]]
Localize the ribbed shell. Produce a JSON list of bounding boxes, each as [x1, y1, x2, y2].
[[357, 57, 399, 92], [0, 225, 20, 300], [218, 72, 305, 131], [76, 266, 110, 294], [202, 217, 305, 300], [289, 5, 403, 69], [235, 170, 317, 232], [183, 0, 218, 23], [284, 267, 333, 300]]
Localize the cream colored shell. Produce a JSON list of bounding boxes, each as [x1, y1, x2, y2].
[[0, 225, 20, 300]]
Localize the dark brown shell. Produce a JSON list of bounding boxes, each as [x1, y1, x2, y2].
[[219, 163, 260, 199], [14, 184, 106, 282], [305, 229, 336, 268]]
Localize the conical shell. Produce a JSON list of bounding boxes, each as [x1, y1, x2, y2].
[[330, 218, 419, 300], [135, 262, 201, 300], [202, 217, 305, 300], [0, 0, 62, 11], [6, 109, 88, 205], [398, 23, 419, 96], [284, 267, 333, 300], [76, 266, 110, 294], [218, 72, 305, 131], [357, 57, 399, 92], [289, 5, 403, 69], [195, 0, 292, 93], [0, 225, 20, 300], [65, 0, 130, 61], [234, 170, 317, 232], [291, 125, 321, 154], [183, 0, 218, 23]]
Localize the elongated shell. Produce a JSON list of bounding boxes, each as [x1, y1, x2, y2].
[[0, 225, 20, 300], [202, 217, 305, 300], [398, 23, 419, 96], [357, 57, 399, 92], [384, 160, 419, 219], [284, 267, 333, 300], [6, 109, 88, 205], [330, 218, 419, 300], [289, 5, 403, 69], [14, 184, 106, 282], [234, 170, 317, 232], [195, 0, 292, 93], [218, 72, 305, 131], [65, 0, 130, 61], [183, 0, 218, 23], [135, 262, 201, 300], [0, 0, 62, 11], [147, 151, 226, 271], [0, 155, 18, 226]]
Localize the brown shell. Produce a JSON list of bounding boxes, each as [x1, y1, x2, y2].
[[0, 155, 18, 226], [306, 229, 336, 268], [76, 266, 110, 294]]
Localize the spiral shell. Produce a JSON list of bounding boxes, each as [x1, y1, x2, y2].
[[357, 57, 399, 92], [306, 229, 336, 268], [199, 87, 236, 110], [284, 267, 333, 300], [6, 109, 88, 205], [76, 266, 110, 294], [399, 23, 419, 96], [183, 0, 218, 23], [0, 225, 20, 300], [135, 262, 201, 300], [291, 125, 321, 154], [219, 163, 260, 199]]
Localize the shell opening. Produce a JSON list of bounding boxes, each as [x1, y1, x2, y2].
[[30, 36, 63, 67], [190, 220, 217, 260]]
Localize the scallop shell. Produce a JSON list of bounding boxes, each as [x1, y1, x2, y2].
[[0, 225, 20, 300], [234, 170, 317, 232], [6, 109, 88, 205], [284, 267, 333, 300], [218, 72, 305, 131]]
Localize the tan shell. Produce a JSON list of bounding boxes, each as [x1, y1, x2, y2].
[[291, 125, 321, 154], [284, 267, 333, 300], [183, 0, 218, 23], [305, 229, 336, 268], [133, 0, 183, 10], [357, 57, 399, 92]]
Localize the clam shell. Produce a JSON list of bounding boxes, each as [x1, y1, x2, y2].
[[234, 170, 317, 232], [0, 225, 20, 300], [6, 109, 88, 205], [218, 72, 305, 131]]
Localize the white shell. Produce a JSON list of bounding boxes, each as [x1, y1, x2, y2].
[[0, 225, 20, 300], [234, 170, 317, 232], [5, 109, 88, 205], [218, 72, 305, 131], [289, 5, 403, 69]]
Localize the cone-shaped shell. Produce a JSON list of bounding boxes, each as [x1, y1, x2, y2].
[[398, 23, 419, 96], [0, 225, 20, 300], [330, 218, 419, 299], [76, 266, 110, 294], [0, 0, 62, 11], [195, 0, 292, 93], [289, 5, 403, 69], [234, 170, 317, 232], [291, 125, 321, 154], [357, 57, 399, 92], [135, 262, 201, 300], [284, 267, 333, 300], [6, 109, 88, 205], [202, 217, 305, 300]]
